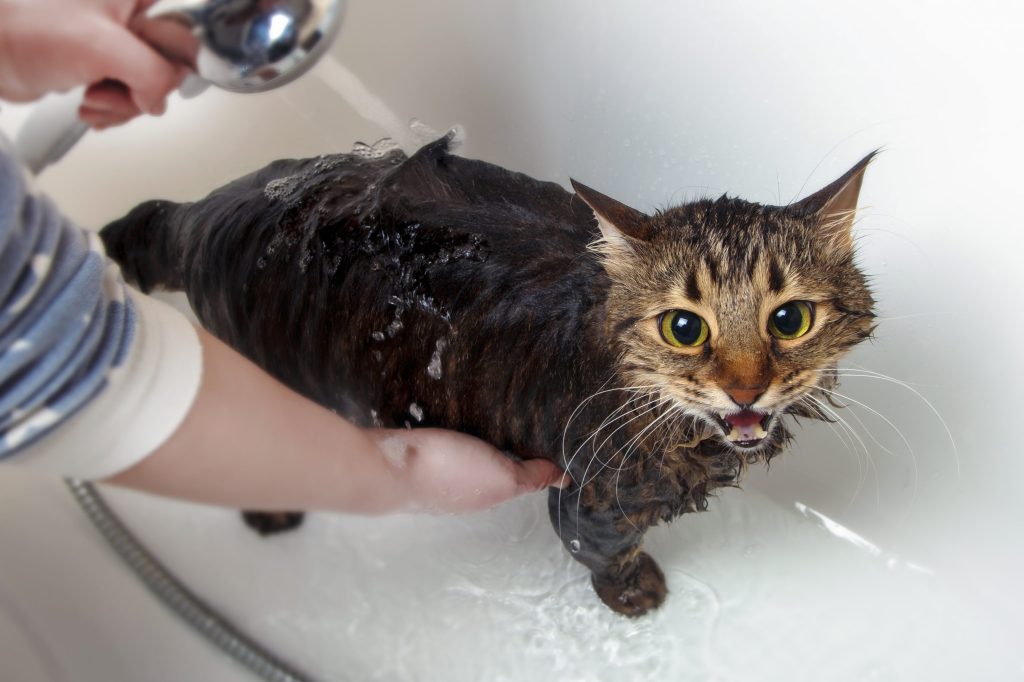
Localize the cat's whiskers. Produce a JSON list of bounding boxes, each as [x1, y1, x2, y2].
[[586, 396, 679, 483], [560, 382, 662, 475], [795, 394, 864, 492], [655, 406, 692, 472], [560, 382, 663, 457], [607, 403, 685, 533], [798, 380, 921, 508], [573, 395, 679, 538], [585, 392, 662, 449], [813, 367, 931, 388], [811, 385, 903, 461], [563, 391, 665, 484], [573, 394, 675, 499], [556, 383, 663, 543], [813, 368, 958, 477], [798, 393, 881, 509], [801, 382, 900, 504], [586, 394, 674, 469], [614, 404, 686, 532], [559, 374, 622, 463]]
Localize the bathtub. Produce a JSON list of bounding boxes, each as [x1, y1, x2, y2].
[[1, 1, 1021, 680]]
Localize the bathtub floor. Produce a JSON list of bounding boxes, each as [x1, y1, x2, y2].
[[0, 468, 1017, 682]]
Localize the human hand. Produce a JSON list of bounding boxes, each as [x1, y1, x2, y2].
[[370, 428, 569, 514], [0, 0, 186, 128]]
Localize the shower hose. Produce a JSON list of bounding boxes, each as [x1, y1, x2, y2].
[[65, 479, 320, 682]]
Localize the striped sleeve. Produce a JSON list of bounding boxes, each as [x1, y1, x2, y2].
[[0, 138, 202, 478]]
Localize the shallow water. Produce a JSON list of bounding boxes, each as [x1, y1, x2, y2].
[[99, 484, 1016, 682]]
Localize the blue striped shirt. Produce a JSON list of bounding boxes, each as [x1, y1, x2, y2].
[[0, 142, 136, 459]]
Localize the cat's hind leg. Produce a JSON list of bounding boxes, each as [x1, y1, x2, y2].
[[241, 510, 305, 536]]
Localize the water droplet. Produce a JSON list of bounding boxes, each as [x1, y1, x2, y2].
[[371, 331, 385, 342], [426, 338, 447, 380], [569, 539, 581, 553], [409, 402, 424, 422], [351, 141, 373, 157], [386, 318, 404, 337], [256, 257, 267, 269]]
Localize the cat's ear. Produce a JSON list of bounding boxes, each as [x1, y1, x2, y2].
[[570, 179, 653, 250], [789, 151, 877, 251]]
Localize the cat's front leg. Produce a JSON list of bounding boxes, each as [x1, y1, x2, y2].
[[547, 487, 667, 617]]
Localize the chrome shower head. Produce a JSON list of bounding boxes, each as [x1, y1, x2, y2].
[[136, 0, 347, 93]]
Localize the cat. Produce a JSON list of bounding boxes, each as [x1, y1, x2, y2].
[[101, 134, 876, 616]]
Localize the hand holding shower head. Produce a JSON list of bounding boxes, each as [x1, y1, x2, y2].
[[15, 0, 347, 172]]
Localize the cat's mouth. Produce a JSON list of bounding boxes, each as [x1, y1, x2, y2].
[[714, 409, 772, 449]]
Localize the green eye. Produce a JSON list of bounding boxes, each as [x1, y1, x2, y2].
[[659, 310, 709, 348], [769, 301, 814, 340]]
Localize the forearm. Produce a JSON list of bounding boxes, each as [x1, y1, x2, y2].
[[108, 326, 411, 514]]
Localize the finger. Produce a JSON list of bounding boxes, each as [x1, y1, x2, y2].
[[89, 21, 184, 115], [83, 80, 144, 118], [515, 459, 570, 493], [131, 14, 201, 68], [78, 105, 137, 130]]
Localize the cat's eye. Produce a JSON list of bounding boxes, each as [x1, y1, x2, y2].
[[659, 310, 709, 348], [768, 301, 814, 340]]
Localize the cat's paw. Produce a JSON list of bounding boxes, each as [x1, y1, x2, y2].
[[241, 511, 305, 536], [592, 551, 667, 617]]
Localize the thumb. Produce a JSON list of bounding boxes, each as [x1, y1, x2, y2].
[[514, 459, 570, 494]]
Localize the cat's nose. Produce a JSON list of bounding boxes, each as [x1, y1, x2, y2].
[[724, 386, 766, 407]]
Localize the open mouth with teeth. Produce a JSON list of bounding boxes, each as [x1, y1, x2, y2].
[[714, 410, 773, 448]]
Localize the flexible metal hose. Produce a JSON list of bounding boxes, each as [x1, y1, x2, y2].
[[65, 479, 320, 682]]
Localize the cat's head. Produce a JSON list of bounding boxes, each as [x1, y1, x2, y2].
[[572, 155, 876, 454]]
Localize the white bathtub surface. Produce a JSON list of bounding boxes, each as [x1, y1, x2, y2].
[[0, 472, 1017, 682], [2, 0, 1023, 679]]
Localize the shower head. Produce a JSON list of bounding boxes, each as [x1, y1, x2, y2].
[[15, 0, 346, 172], [135, 0, 347, 93]]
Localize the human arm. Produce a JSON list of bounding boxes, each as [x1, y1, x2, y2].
[[108, 327, 567, 514]]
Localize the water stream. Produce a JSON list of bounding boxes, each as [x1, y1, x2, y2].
[[312, 56, 444, 154]]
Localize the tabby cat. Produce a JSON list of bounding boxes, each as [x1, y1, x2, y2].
[[101, 135, 875, 616]]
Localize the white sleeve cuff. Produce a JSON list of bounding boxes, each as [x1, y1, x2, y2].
[[9, 287, 203, 479]]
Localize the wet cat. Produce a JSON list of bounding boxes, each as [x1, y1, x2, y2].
[[101, 135, 875, 616]]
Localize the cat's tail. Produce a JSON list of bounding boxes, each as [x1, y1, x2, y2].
[[100, 199, 187, 293]]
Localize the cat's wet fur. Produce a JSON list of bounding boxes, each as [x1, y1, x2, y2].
[[101, 135, 875, 616]]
